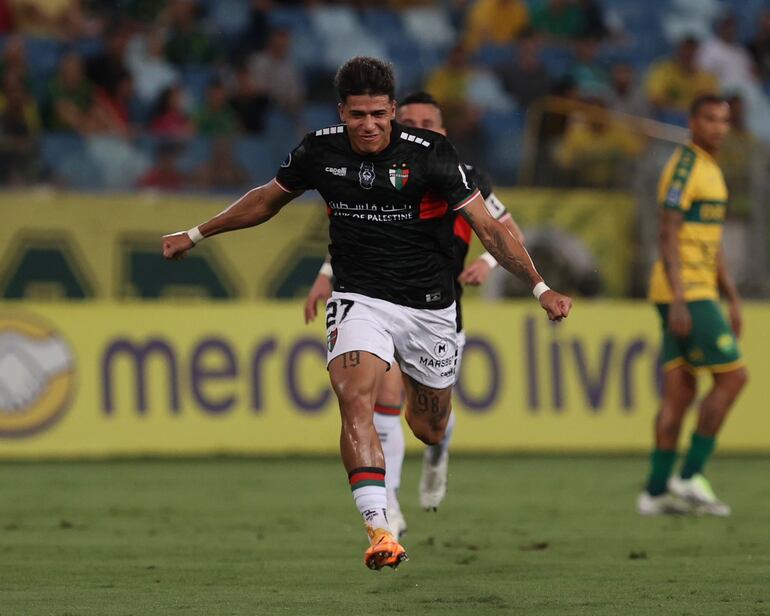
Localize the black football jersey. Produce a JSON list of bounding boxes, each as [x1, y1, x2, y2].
[[275, 121, 478, 309]]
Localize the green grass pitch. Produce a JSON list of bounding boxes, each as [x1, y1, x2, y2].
[[2, 456, 769, 615]]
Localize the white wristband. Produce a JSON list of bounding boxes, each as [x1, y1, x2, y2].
[[479, 252, 497, 268], [186, 226, 204, 245], [532, 281, 550, 300], [319, 262, 334, 279]]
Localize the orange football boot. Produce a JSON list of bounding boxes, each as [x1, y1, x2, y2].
[[364, 528, 409, 570]]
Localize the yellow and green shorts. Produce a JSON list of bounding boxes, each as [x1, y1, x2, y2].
[[656, 300, 743, 373]]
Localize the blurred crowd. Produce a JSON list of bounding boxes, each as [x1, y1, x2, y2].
[[0, 0, 769, 192]]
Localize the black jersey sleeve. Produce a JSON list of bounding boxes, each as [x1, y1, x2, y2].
[[274, 133, 314, 192], [468, 165, 493, 200], [426, 137, 479, 210]]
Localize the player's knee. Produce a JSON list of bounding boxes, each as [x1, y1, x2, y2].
[[656, 410, 684, 439], [718, 367, 748, 398], [337, 389, 374, 422]]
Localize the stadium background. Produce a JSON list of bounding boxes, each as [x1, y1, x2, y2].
[[2, 3, 770, 615], [2, 0, 769, 456]]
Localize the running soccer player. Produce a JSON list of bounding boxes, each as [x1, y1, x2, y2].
[[162, 57, 572, 570], [304, 91, 525, 538], [637, 94, 748, 517]]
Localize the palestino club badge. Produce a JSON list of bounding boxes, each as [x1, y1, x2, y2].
[[389, 163, 409, 190], [327, 328, 338, 352]]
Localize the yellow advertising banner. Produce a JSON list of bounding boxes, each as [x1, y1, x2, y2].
[[0, 188, 633, 300], [0, 301, 767, 458]]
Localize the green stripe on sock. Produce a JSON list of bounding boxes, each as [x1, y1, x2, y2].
[[681, 433, 716, 479], [646, 449, 677, 496], [350, 479, 386, 491]]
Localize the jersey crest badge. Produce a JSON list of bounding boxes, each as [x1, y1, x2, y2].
[[389, 163, 410, 190], [359, 162, 375, 190]]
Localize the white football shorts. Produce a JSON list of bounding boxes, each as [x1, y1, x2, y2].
[[325, 291, 459, 389]]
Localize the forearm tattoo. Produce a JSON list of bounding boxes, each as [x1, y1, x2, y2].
[[486, 232, 533, 281]]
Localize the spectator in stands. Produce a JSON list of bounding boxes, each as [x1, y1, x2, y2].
[[137, 140, 187, 190], [425, 43, 486, 164], [93, 70, 136, 137], [193, 136, 249, 191], [149, 84, 194, 139], [0, 0, 13, 33], [697, 12, 757, 93], [576, 0, 608, 39], [249, 28, 304, 116], [126, 26, 181, 109], [554, 97, 643, 187], [571, 35, 609, 96], [530, 0, 584, 40], [235, 0, 272, 57], [195, 78, 238, 136], [11, 0, 99, 41], [86, 21, 132, 95], [163, 0, 218, 66], [718, 93, 758, 217], [644, 36, 718, 117], [605, 61, 646, 116], [229, 62, 269, 134], [747, 10, 770, 83], [46, 51, 99, 133], [0, 36, 29, 87], [0, 70, 39, 184], [463, 0, 530, 52], [497, 31, 552, 109]]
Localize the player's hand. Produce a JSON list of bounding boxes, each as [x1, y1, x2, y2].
[[729, 299, 743, 338], [304, 274, 333, 324], [539, 290, 572, 321], [162, 232, 194, 261], [668, 300, 691, 337], [458, 258, 492, 286]]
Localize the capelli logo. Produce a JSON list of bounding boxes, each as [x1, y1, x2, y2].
[[0, 314, 75, 437]]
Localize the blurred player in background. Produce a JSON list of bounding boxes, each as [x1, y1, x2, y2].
[[638, 94, 748, 516], [163, 57, 571, 570], [304, 91, 524, 538]]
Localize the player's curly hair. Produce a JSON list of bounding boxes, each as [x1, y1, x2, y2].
[[334, 56, 395, 102]]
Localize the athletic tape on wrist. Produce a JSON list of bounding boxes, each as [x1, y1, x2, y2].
[[532, 281, 550, 300], [319, 262, 334, 278], [186, 226, 204, 245], [479, 252, 497, 268]]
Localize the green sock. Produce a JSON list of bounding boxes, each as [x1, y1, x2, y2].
[[680, 433, 716, 479], [646, 449, 677, 496]]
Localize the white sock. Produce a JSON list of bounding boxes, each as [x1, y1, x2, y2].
[[373, 408, 404, 509], [427, 410, 455, 464], [349, 467, 390, 539]]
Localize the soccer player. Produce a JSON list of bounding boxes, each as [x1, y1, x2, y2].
[[303, 91, 525, 538], [637, 94, 748, 517], [162, 57, 572, 569]]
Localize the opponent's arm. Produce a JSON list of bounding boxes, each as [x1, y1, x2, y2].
[[659, 208, 691, 337], [459, 210, 524, 286], [162, 180, 299, 260], [459, 194, 571, 321], [717, 246, 742, 337], [304, 255, 334, 324]]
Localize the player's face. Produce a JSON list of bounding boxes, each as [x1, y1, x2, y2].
[[690, 102, 730, 151], [339, 94, 395, 155], [396, 103, 447, 136]]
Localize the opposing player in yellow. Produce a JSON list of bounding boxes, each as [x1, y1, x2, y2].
[[638, 94, 748, 516]]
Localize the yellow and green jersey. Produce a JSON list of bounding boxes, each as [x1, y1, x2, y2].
[[648, 143, 727, 304]]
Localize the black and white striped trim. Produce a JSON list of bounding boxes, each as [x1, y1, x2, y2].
[[315, 125, 345, 136], [399, 131, 431, 147]]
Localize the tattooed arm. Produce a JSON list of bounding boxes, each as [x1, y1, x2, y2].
[[458, 194, 572, 321]]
